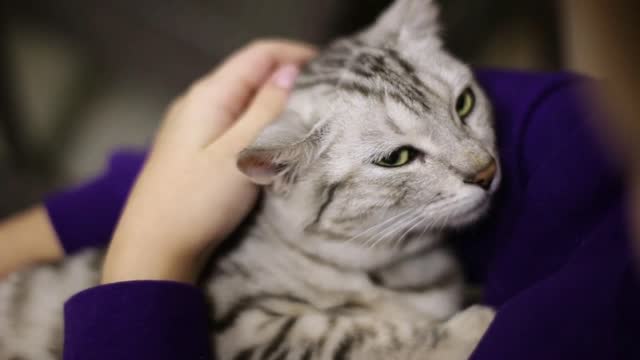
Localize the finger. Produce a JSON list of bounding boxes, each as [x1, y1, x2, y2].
[[187, 40, 315, 126], [158, 41, 314, 150], [215, 64, 299, 153]]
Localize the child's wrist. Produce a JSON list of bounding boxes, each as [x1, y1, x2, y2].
[[101, 239, 201, 285], [0, 206, 63, 277]]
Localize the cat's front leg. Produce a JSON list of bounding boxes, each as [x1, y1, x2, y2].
[[350, 305, 494, 360], [416, 305, 495, 360], [212, 295, 446, 360], [212, 287, 492, 360]]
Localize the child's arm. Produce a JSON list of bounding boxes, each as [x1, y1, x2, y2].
[[0, 149, 145, 277], [44, 150, 146, 254], [0, 205, 62, 277], [62, 40, 315, 360]]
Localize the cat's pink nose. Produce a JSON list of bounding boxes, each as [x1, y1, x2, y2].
[[464, 159, 497, 190]]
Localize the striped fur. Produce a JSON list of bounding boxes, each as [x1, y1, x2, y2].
[[0, 0, 499, 359]]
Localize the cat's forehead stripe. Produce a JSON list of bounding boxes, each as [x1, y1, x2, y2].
[[296, 39, 438, 115]]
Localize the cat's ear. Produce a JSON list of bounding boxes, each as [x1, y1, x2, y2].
[[237, 110, 321, 188], [360, 0, 441, 47]]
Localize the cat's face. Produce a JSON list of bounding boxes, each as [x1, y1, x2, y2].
[[238, 0, 499, 266]]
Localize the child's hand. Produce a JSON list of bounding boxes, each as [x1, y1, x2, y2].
[[101, 40, 316, 284]]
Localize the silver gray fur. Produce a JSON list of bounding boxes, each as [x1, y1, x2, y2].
[[0, 0, 500, 359]]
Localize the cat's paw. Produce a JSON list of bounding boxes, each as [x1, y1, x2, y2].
[[442, 305, 494, 343], [417, 305, 494, 360]]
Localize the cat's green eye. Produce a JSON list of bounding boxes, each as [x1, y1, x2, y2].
[[455, 88, 475, 120], [374, 147, 417, 168]]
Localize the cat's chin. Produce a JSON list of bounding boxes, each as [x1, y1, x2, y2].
[[453, 198, 491, 226], [437, 194, 492, 229]]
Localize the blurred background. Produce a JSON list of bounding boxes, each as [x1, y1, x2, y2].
[[0, 0, 605, 216]]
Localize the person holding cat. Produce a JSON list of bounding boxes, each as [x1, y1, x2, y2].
[[0, 1, 638, 359], [1, 42, 636, 360]]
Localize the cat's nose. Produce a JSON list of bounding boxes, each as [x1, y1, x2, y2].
[[464, 159, 497, 190]]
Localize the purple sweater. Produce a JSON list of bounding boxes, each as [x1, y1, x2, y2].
[[45, 69, 639, 360]]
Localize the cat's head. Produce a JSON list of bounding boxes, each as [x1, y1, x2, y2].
[[238, 0, 500, 268]]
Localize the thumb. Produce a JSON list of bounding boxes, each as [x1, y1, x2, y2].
[[215, 64, 300, 153]]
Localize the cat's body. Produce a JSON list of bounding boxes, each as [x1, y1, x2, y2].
[[0, 0, 500, 359], [0, 230, 485, 360]]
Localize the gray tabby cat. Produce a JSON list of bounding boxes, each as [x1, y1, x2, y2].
[[0, 0, 501, 358]]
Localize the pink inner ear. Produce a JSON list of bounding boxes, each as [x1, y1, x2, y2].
[[237, 154, 281, 185]]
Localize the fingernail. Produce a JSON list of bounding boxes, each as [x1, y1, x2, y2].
[[270, 64, 299, 90]]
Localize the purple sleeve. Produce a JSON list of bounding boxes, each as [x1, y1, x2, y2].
[[44, 150, 146, 254], [466, 70, 639, 360], [49, 152, 214, 359], [64, 281, 212, 360]]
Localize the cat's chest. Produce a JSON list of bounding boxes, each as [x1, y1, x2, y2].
[[208, 237, 461, 321]]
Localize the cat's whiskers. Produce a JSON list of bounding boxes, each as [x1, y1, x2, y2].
[[378, 209, 423, 248], [345, 209, 412, 247], [383, 198, 467, 250], [367, 196, 476, 250], [430, 208, 448, 232], [384, 213, 425, 249], [432, 196, 480, 229], [366, 210, 422, 249], [442, 209, 453, 230], [416, 217, 432, 241], [361, 214, 408, 249], [393, 214, 426, 250], [343, 208, 414, 245], [363, 210, 419, 248]]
